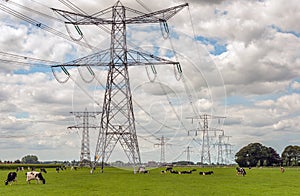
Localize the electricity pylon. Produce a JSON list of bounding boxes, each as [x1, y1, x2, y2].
[[187, 114, 226, 164], [184, 146, 193, 162], [154, 136, 171, 164], [51, 1, 188, 172], [68, 108, 101, 167]]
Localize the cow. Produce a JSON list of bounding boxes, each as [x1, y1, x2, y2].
[[236, 167, 246, 176], [160, 166, 173, 174], [280, 167, 285, 173], [5, 172, 17, 185], [181, 169, 197, 174], [40, 168, 47, 173], [180, 170, 192, 174], [71, 166, 78, 171], [16, 167, 24, 172], [199, 171, 214, 175], [139, 170, 149, 174], [26, 171, 46, 184], [170, 170, 180, 174], [166, 166, 173, 172], [138, 167, 149, 174]]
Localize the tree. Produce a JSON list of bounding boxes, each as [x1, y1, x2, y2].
[[235, 143, 281, 167], [21, 155, 39, 164], [14, 159, 21, 164], [266, 147, 282, 166], [281, 145, 300, 166]]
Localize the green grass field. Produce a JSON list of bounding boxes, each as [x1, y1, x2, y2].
[[0, 166, 299, 196]]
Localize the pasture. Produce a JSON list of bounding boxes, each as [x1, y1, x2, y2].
[[0, 166, 299, 195]]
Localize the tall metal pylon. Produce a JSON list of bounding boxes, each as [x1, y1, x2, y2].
[[68, 108, 101, 167], [223, 136, 233, 164], [187, 114, 226, 164], [51, 1, 188, 172], [154, 136, 170, 164], [184, 146, 193, 162]]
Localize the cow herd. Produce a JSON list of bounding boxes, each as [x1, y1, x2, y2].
[[4, 171, 46, 186], [4, 167, 50, 186], [160, 167, 213, 175], [4, 165, 267, 185]]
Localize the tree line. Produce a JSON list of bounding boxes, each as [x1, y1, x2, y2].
[[235, 143, 300, 167]]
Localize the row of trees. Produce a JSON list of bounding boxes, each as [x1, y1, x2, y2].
[[235, 143, 300, 167], [0, 155, 39, 164]]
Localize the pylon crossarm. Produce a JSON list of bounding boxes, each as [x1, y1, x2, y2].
[[52, 3, 188, 25], [127, 49, 180, 66], [126, 3, 188, 24], [51, 49, 111, 68], [52, 7, 113, 25]]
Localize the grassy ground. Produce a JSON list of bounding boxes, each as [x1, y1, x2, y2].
[[0, 166, 299, 196]]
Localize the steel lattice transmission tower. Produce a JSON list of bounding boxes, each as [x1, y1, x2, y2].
[[154, 136, 170, 164], [51, 1, 188, 172], [187, 114, 225, 164], [68, 108, 101, 167], [184, 146, 193, 162]]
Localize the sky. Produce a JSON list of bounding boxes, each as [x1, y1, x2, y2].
[[0, 0, 299, 164]]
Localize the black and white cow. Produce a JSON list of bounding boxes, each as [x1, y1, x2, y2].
[[170, 170, 180, 174], [236, 167, 246, 176], [16, 167, 24, 172], [180, 170, 192, 174], [166, 166, 173, 172], [199, 171, 214, 175], [138, 167, 149, 174], [26, 171, 46, 184], [5, 172, 17, 185], [40, 168, 47, 173]]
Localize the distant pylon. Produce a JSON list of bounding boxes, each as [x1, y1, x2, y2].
[[68, 108, 101, 167], [223, 137, 233, 164], [154, 136, 170, 163], [187, 114, 226, 164], [184, 146, 193, 162]]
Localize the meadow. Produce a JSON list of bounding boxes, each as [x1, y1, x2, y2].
[[0, 166, 299, 196]]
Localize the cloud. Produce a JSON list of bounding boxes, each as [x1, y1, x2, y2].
[[291, 81, 300, 90]]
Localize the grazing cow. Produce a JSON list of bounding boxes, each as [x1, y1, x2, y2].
[[56, 167, 60, 173], [139, 170, 149, 174], [236, 167, 246, 176], [170, 170, 180, 174], [71, 166, 78, 171], [199, 171, 214, 175], [40, 168, 47, 173], [16, 167, 23, 172], [5, 172, 17, 185], [161, 170, 167, 174], [166, 166, 173, 172], [181, 169, 196, 174], [280, 167, 285, 173], [180, 170, 193, 174], [138, 167, 149, 174], [26, 171, 45, 184]]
